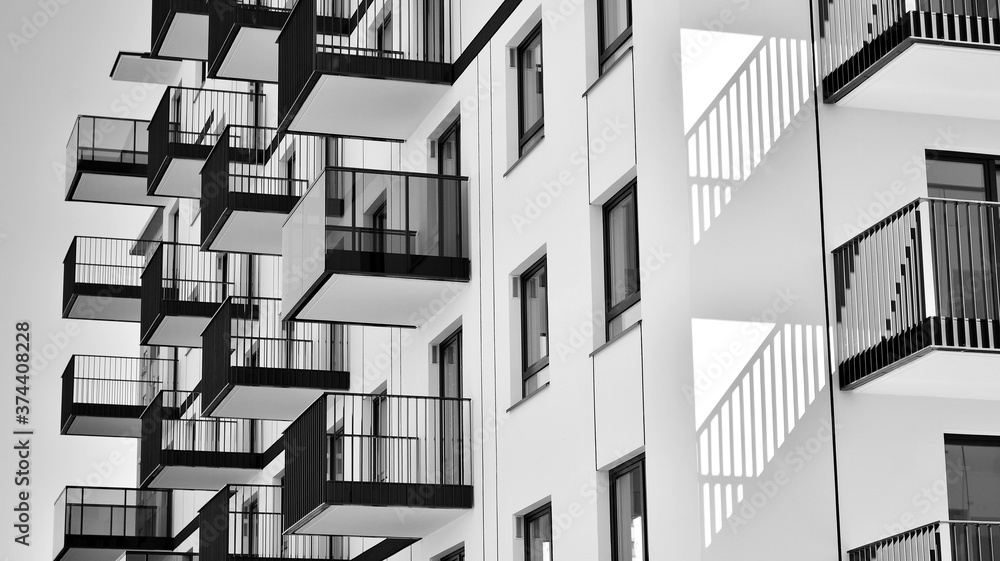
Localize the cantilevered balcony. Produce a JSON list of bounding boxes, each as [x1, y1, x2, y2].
[[847, 521, 1000, 561], [283, 393, 473, 538], [116, 552, 198, 561], [282, 168, 469, 327], [110, 51, 184, 84], [139, 391, 284, 490], [820, 0, 1000, 118], [52, 487, 172, 561], [61, 355, 174, 437], [201, 126, 313, 255], [833, 198, 1000, 398], [140, 243, 277, 347], [201, 297, 349, 421], [278, 0, 455, 139], [209, 0, 290, 82], [148, 86, 263, 199], [66, 116, 161, 207], [151, 0, 210, 60], [63, 237, 159, 322]]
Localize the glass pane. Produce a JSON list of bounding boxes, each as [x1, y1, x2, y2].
[[527, 509, 553, 561], [523, 263, 549, 371], [601, 0, 631, 50], [519, 31, 544, 140], [947, 441, 1000, 521], [607, 189, 639, 309], [927, 159, 987, 201], [614, 464, 646, 561]]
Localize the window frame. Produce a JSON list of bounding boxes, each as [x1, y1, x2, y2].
[[441, 549, 465, 561], [925, 150, 1000, 202], [517, 23, 545, 156], [524, 503, 553, 561], [609, 455, 648, 561], [597, 0, 633, 74], [603, 181, 640, 339], [520, 257, 550, 395]]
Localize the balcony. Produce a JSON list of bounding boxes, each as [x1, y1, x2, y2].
[[66, 116, 161, 207], [201, 126, 314, 255], [282, 168, 469, 328], [278, 0, 455, 139], [140, 243, 277, 347], [820, 0, 1000, 118], [60, 355, 174, 438], [110, 51, 184, 84], [833, 198, 1000, 398], [63, 237, 159, 322], [283, 393, 473, 538], [201, 297, 349, 421], [148, 87, 263, 199], [209, 0, 290, 82], [52, 487, 172, 561], [116, 553, 198, 561], [848, 521, 1000, 561], [139, 391, 284, 490], [151, 0, 210, 60]]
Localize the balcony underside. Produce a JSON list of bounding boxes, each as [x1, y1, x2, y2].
[[62, 404, 145, 438], [204, 195, 299, 255], [111, 52, 183, 84], [142, 453, 265, 490], [150, 147, 212, 198], [155, 12, 209, 60], [64, 285, 141, 322], [204, 368, 350, 421], [142, 303, 219, 347], [286, 71, 451, 140], [850, 347, 1000, 400], [69, 165, 164, 207], [214, 25, 282, 82], [290, 482, 473, 538], [831, 40, 1000, 120], [290, 267, 468, 327], [55, 538, 174, 561]]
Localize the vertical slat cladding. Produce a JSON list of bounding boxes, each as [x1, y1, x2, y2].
[[199, 486, 229, 561], [201, 126, 231, 248], [283, 396, 326, 531], [207, 0, 238, 76], [60, 358, 74, 430], [201, 298, 232, 415], [140, 246, 165, 344], [63, 238, 77, 315], [147, 93, 170, 194], [139, 392, 165, 486], [278, 0, 316, 126]]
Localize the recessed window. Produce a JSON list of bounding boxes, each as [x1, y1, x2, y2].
[[524, 504, 553, 561], [604, 182, 640, 339], [611, 456, 648, 561], [926, 151, 999, 202], [521, 257, 549, 397], [439, 328, 463, 485], [441, 549, 465, 561], [946, 435, 1000, 521], [598, 0, 632, 74], [518, 24, 544, 156]]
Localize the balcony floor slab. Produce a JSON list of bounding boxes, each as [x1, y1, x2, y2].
[[853, 348, 1000, 400]]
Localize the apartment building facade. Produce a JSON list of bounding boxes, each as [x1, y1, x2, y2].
[[53, 0, 1000, 560]]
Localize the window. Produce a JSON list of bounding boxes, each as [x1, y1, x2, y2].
[[926, 151, 999, 202], [438, 120, 462, 258], [598, 0, 632, 74], [611, 457, 648, 561], [441, 549, 465, 561], [604, 183, 640, 339], [518, 24, 544, 156], [945, 435, 1000, 521], [440, 329, 463, 485], [521, 258, 549, 396], [285, 152, 297, 196], [524, 504, 553, 561]]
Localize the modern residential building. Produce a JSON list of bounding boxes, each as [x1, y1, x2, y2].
[[53, 0, 1000, 560]]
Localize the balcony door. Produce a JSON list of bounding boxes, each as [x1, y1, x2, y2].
[[439, 329, 462, 485], [424, 0, 446, 63], [372, 201, 388, 254], [241, 497, 259, 555], [371, 390, 388, 482], [437, 120, 461, 258], [946, 435, 1000, 561]]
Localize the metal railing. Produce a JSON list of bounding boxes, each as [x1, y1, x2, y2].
[[117, 553, 198, 561], [848, 521, 1000, 561], [833, 198, 1000, 388], [53, 486, 171, 555], [208, 0, 292, 76], [200, 485, 348, 561], [61, 355, 174, 430], [66, 116, 148, 197], [152, 0, 210, 54], [63, 237, 159, 317]]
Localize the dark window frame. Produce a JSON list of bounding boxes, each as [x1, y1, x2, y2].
[[441, 549, 465, 561], [925, 149, 1000, 202], [524, 503, 553, 561], [520, 257, 550, 395], [597, 0, 633, 73], [603, 181, 640, 339], [610, 455, 648, 561], [517, 23, 545, 156]]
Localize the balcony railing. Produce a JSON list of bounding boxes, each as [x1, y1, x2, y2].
[[53, 487, 172, 560], [61, 355, 174, 435], [66, 115, 149, 201], [848, 521, 1000, 561], [820, 0, 1000, 101], [200, 485, 348, 561], [152, 0, 210, 56], [278, 0, 455, 127], [833, 198, 1000, 388], [63, 237, 159, 321], [283, 392, 473, 532], [148, 86, 263, 196], [202, 297, 348, 417], [118, 553, 198, 561], [208, 0, 291, 78]]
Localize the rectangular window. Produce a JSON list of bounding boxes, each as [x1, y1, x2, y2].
[[524, 504, 553, 561], [598, 0, 632, 74], [611, 457, 648, 561], [604, 183, 640, 339], [926, 151, 999, 202], [518, 24, 544, 156], [946, 435, 1000, 521], [521, 258, 549, 396], [441, 549, 465, 561]]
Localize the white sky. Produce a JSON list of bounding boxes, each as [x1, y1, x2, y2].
[[0, 2, 165, 560]]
